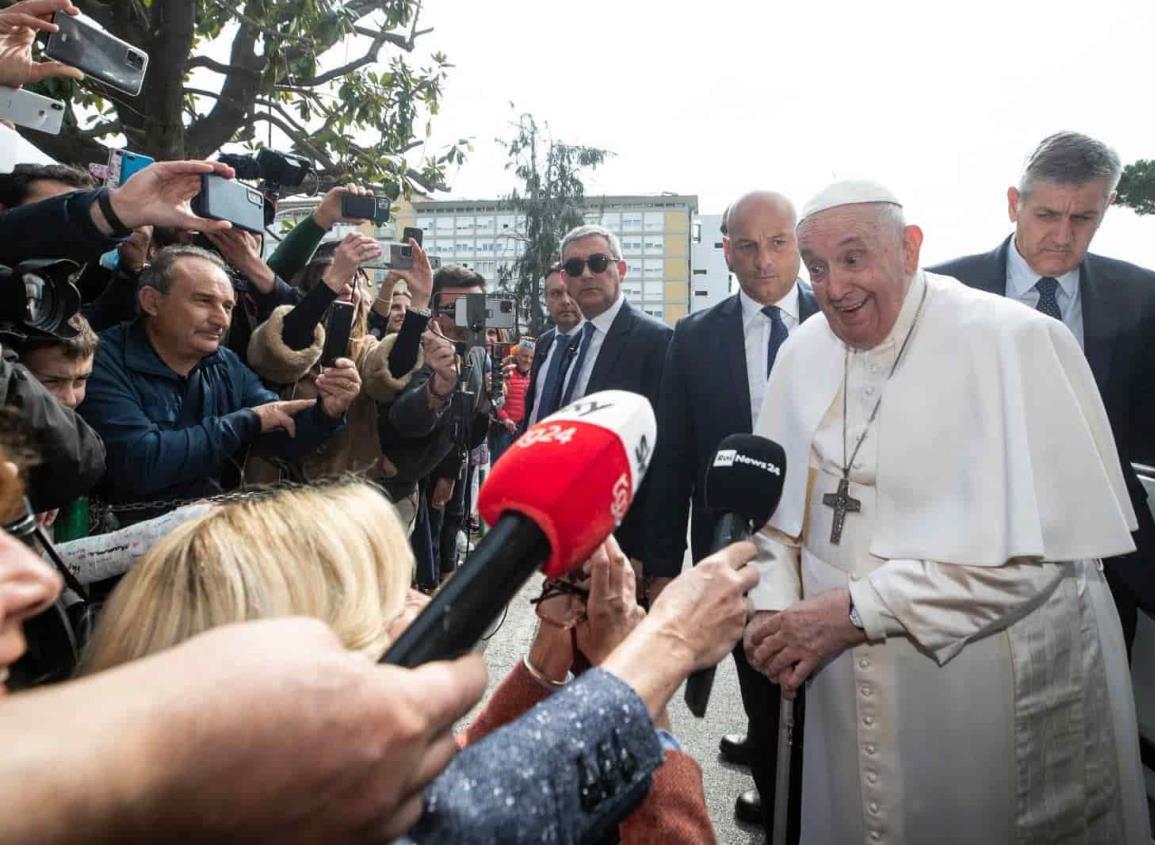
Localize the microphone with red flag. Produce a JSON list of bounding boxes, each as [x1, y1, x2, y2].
[[382, 390, 656, 668]]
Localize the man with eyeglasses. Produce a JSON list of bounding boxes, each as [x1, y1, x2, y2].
[[551, 224, 673, 561], [641, 191, 818, 835]]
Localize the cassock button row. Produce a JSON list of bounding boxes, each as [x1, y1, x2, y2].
[[866, 771, 878, 784], [870, 831, 881, 841], [864, 386, 876, 397], [860, 684, 872, 697], [863, 716, 875, 726], [869, 802, 880, 814], [865, 744, 877, 755], [869, 363, 880, 374], [858, 658, 870, 670]]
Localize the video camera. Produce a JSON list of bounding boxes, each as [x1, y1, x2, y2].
[[216, 149, 314, 227], [0, 259, 84, 340], [217, 149, 312, 194]]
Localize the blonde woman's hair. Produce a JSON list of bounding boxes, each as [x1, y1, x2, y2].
[[82, 482, 414, 673]]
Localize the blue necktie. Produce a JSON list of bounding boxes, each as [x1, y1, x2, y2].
[[1035, 277, 1062, 321], [560, 322, 598, 407], [536, 331, 579, 421], [762, 305, 789, 377]]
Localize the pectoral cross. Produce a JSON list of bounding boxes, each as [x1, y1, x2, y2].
[[822, 477, 860, 544]]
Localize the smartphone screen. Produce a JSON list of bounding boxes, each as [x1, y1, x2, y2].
[[321, 301, 355, 367]]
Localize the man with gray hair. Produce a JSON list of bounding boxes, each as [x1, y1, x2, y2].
[[743, 179, 1148, 843], [933, 131, 1155, 653], [553, 222, 672, 558], [80, 245, 357, 522]]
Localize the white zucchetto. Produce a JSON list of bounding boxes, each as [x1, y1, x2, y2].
[[800, 180, 903, 222]]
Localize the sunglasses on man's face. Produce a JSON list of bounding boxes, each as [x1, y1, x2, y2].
[[561, 253, 617, 278]]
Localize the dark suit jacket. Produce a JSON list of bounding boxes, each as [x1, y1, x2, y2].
[[521, 325, 558, 432], [642, 284, 819, 577], [582, 300, 674, 559], [931, 238, 1155, 609]]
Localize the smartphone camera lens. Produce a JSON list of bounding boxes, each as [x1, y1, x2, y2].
[[125, 51, 144, 70]]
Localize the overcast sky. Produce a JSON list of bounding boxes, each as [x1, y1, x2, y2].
[[384, 0, 1155, 268]]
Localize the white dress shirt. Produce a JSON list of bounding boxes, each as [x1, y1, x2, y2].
[[563, 293, 627, 402], [740, 283, 800, 428], [1005, 239, 1084, 348], [528, 321, 586, 425]]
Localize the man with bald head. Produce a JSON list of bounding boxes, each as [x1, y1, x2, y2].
[[643, 191, 818, 832], [743, 181, 1148, 843]]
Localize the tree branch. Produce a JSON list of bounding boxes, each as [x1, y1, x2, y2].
[[187, 55, 262, 79], [78, 118, 122, 139], [289, 24, 413, 87], [253, 102, 338, 172]]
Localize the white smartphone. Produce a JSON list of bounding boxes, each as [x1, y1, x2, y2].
[[0, 87, 65, 135]]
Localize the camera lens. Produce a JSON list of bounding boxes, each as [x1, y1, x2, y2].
[[22, 274, 54, 328], [125, 51, 144, 70]]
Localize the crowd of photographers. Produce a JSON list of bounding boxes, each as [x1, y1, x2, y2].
[[0, 2, 770, 842]]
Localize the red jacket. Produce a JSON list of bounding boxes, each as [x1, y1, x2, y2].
[[497, 367, 531, 425]]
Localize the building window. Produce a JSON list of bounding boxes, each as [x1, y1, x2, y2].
[[621, 237, 643, 254], [456, 241, 475, 257], [475, 215, 495, 234], [621, 211, 643, 231], [643, 211, 664, 232], [416, 216, 435, 230], [694, 290, 709, 296], [600, 211, 621, 229], [642, 259, 663, 279], [644, 236, 665, 254], [455, 216, 475, 233], [497, 214, 516, 230], [693, 269, 707, 275], [434, 216, 454, 233]]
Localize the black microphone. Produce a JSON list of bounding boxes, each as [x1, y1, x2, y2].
[[683, 433, 787, 717]]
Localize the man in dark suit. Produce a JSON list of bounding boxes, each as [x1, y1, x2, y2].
[[932, 131, 1155, 654], [522, 266, 584, 431], [642, 192, 818, 835], [552, 223, 673, 560]]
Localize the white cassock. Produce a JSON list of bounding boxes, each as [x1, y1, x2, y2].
[[751, 270, 1150, 845]]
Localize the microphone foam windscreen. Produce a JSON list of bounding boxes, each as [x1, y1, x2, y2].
[[479, 390, 656, 578], [704, 434, 787, 531]]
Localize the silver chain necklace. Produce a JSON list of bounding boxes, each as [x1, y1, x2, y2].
[[822, 281, 928, 544]]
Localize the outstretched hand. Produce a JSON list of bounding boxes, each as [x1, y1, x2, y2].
[[0, 0, 83, 89], [105, 160, 237, 234]]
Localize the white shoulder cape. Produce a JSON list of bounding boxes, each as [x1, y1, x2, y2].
[[755, 271, 1137, 565]]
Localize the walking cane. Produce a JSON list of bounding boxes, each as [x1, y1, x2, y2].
[[771, 689, 795, 845]]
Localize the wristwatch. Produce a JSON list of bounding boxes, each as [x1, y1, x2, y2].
[[848, 593, 864, 630]]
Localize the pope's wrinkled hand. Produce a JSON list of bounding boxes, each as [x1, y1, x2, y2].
[[745, 588, 866, 698]]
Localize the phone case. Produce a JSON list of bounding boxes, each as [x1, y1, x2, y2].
[[321, 302, 355, 367], [0, 87, 64, 134], [192, 174, 266, 234], [43, 12, 149, 96]]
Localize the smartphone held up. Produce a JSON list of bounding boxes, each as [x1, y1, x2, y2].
[[41, 12, 149, 97]]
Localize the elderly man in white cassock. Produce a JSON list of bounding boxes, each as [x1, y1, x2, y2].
[[743, 179, 1149, 845]]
